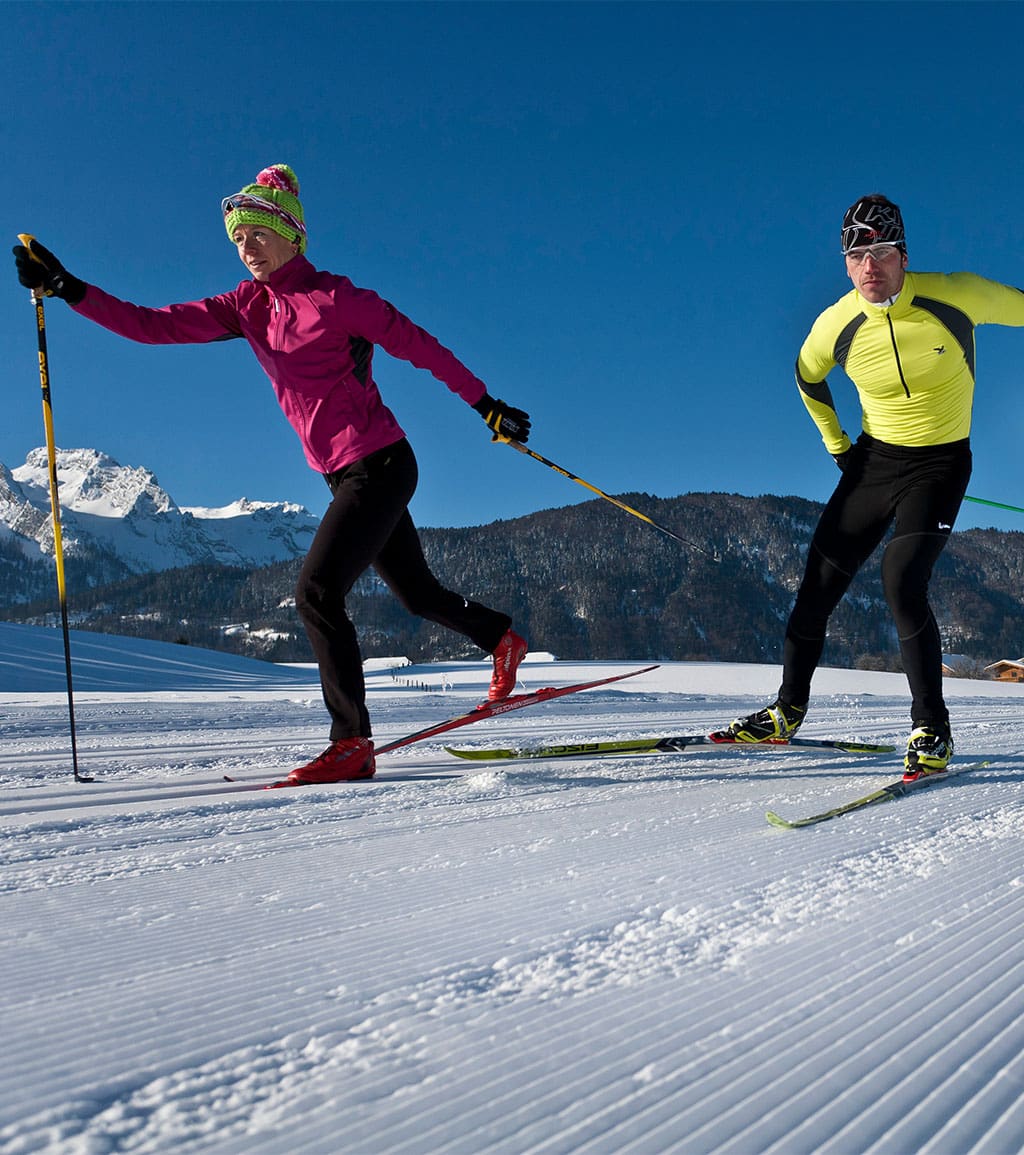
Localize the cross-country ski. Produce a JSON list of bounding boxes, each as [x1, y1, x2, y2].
[[256, 664, 659, 788], [446, 732, 894, 761], [766, 760, 993, 828]]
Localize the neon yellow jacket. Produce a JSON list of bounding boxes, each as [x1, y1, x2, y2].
[[795, 270, 1024, 454]]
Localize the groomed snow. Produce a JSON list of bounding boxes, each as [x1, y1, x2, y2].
[[3, 625, 1024, 1154]]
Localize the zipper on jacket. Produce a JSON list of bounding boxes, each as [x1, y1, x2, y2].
[[886, 313, 911, 397], [266, 288, 284, 351]]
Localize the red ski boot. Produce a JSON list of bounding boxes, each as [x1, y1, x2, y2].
[[270, 737, 376, 788], [488, 628, 528, 701]]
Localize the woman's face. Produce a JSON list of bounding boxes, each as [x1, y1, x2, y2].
[[231, 224, 299, 281]]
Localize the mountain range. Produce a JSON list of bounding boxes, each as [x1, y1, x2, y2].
[[0, 448, 319, 597], [3, 447, 1024, 670]]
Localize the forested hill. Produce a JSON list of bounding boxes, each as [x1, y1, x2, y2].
[[4, 491, 1024, 670]]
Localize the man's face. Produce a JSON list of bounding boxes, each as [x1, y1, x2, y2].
[[845, 243, 907, 303]]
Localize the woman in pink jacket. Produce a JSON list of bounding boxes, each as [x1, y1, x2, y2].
[[14, 163, 530, 786]]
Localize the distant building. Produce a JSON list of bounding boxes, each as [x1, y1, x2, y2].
[[984, 659, 1024, 683]]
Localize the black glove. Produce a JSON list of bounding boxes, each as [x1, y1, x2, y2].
[[472, 393, 531, 443], [832, 447, 855, 472], [12, 239, 86, 305]]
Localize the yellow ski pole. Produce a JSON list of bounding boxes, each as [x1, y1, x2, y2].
[[17, 234, 91, 782], [496, 436, 720, 561]]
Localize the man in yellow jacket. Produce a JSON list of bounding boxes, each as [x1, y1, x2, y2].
[[716, 194, 1024, 779]]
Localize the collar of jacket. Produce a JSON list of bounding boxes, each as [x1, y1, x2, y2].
[[856, 269, 917, 316], [261, 253, 317, 292]]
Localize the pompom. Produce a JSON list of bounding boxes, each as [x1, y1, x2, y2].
[[256, 164, 299, 196]]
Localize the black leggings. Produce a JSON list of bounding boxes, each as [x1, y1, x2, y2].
[[780, 435, 972, 727], [295, 439, 511, 739]]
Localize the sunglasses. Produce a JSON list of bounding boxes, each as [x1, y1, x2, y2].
[[844, 243, 902, 264]]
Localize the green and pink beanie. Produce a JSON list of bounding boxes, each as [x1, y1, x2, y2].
[[222, 164, 307, 253]]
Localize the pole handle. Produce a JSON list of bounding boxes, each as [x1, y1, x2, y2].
[[17, 233, 44, 300]]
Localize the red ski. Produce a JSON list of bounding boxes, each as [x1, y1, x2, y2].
[[375, 664, 659, 755], [227, 665, 659, 789]]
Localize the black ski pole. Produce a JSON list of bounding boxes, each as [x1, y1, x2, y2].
[[495, 436, 721, 561], [17, 233, 92, 783]]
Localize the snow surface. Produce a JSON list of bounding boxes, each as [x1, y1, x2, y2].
[[4, 626, 1024, 1154]]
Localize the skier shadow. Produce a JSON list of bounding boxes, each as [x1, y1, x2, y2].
[[943, 751, 1024, 786], [501, 756, 855, 789], [506, 749, 1024, 789]]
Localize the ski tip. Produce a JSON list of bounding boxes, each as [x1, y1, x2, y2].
[[444, 746, 511, 760], [765, 811, 796, 829]]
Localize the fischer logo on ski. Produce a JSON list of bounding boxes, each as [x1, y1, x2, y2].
[[446, 733, 895, 762]]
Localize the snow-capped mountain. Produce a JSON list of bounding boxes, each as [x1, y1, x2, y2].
[[1, 448, 319, 575]]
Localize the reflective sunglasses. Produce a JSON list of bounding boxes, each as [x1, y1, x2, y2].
[[221, 192, 305, 238], [844, 243, 902, 264]]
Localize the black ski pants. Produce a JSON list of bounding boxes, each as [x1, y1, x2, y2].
[[295, 439, 511, 739], [779, 435, 971, 728]]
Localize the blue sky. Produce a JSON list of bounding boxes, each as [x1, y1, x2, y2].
[[4, 1, 1024, 536]]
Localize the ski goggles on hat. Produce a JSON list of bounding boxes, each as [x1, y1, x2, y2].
[[221, 192, 305, 239]]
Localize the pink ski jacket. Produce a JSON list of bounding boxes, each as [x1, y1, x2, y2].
[[72, 255, 488, 474]]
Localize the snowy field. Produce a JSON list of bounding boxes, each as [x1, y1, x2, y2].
[[4, 621, 1024, 1154]]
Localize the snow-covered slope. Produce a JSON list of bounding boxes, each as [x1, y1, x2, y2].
[[4, 628, 1024, 1152], [0, 620, 318, 693], [2, 447, 318, 573]]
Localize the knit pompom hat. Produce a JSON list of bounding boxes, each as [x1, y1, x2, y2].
[[222, 164, 307, 253]]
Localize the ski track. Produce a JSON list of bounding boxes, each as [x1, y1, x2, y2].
[[4, 670, 1024, 1153]]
